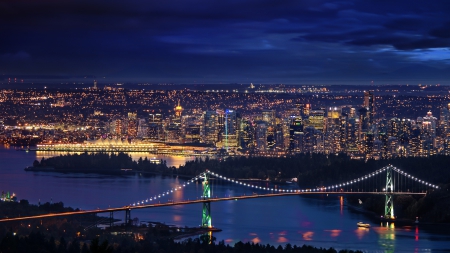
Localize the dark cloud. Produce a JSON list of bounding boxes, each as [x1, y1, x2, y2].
[[429, 22, 450, 38], [1, 0, 450, 84]]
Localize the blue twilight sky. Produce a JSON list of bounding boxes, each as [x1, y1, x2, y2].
[[1, 0, 450, 84]]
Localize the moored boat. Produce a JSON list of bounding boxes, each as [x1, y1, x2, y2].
[[357, 222, 370, 228]]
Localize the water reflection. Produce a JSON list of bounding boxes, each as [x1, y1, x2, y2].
[[375, 222, 396, 253], [355, 227, 369, 240], [35, 150, 195, 168], [2, 146, 450, 252]]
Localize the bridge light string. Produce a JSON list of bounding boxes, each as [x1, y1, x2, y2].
[[318, 165, 439, 191], [130, 165, 438, 206], [207, 171, 300, 193], [130, 174, 208, 206]]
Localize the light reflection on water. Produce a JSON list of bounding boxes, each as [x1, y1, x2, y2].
[[35, 150, 196, 168], [1, 146, 450, 252]]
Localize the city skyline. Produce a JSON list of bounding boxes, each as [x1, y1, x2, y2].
[[2, 0, 450, 85]]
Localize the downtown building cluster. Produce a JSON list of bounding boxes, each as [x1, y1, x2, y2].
[[101, 91, 450, 159], [1, 85, 450, 159]]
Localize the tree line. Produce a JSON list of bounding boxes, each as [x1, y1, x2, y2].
[[33, 152, 171, 174]]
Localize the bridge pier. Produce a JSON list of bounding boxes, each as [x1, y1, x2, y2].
[[202, 171, 212, 228], [384, 166, 394, 219], [109, 211, 114, 227], [125, 209, 131, 225]]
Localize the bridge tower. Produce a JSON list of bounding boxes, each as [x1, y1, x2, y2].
[[384, 165, 394, 219], [201, 171, 212, 228]]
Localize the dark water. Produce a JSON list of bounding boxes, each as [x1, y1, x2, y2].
[[1, 146, 449, 252]]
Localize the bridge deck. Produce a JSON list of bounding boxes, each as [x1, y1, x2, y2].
[[0, 191, 425, 222]]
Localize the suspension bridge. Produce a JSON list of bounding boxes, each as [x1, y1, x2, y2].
[[0, 165, 439, 227]]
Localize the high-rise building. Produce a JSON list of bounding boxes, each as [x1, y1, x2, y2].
[[239, 117, 254, 150], [137, 119, 148, 138], [222, 109, 238, 149], [203, 111, 218, 144], [255, 121, 267, 151], [185, 125, 201, 143], [325, 108, 341, 154], [289, 116, 303, 153], [127, 112, 138, 138], [439, 103, 450, 137], [308, 109, 325, 131], [364, 91, 375, 122], [262, 110, 276, 126]]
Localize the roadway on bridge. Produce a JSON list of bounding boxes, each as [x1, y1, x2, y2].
[[0, 191, 425, 222]]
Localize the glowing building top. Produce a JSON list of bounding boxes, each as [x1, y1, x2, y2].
[[175, 99, 183, 118]]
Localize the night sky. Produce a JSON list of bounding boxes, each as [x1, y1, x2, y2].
[[2, 0, 450, 84]]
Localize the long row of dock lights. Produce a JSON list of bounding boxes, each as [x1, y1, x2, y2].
[[131, 166, 438, 206]]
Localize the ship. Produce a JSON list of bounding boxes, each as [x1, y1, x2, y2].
[[357, 222, 370, 228]]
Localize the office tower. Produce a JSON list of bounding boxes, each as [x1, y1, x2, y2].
[[148, 113, 163, 141], [93, 80, 97, 89], [325, 107, 341, 154], [364, 91, 375, 121], [309, 109, 325, 131], [303, 104, 311, 117], [267, 125, 276, 150], [289, 116, 303, 153], [203, 111, 218, 145], [137, 119, 148, 138], [223, 109, 238, 149], [255, 121, 267, 151], [239, 117, 254, 150], [262, 110, 276, 126], [149, 113, 163, 123], [166, 123, 182, 143], [439, 103, 450, 137], [422, 111, 437, 138], [185, 125, 201, 143], [303, 126, 317, 153], [127, 112, 138, 138], [111, 118, 123, 136], [345, 117, 359, 154]]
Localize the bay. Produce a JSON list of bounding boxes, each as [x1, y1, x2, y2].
[[1, 146, 449, 252]]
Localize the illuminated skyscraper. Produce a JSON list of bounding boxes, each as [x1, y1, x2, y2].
[[262, 110, 276, 125], [439, 103, 450, 137], [325, 107, 341, 154], [255, 121, 267, 151], [364, 91, 375, 122], [309, 109, 325, 131], [289, 116, 303, 153], [127, 112, 138, 138], [203, 111, 218, 144], [223, 109, 238, 149]]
